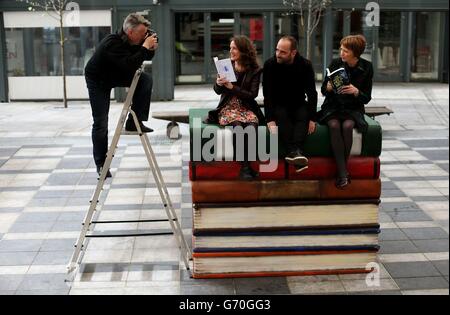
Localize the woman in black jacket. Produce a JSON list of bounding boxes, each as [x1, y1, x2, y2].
[[207, 35, 265, 180], [317, 35, 374, 189]]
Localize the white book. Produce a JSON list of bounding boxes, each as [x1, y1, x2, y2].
[[213, 57, 237, 82], [326, 67, 346, 77]]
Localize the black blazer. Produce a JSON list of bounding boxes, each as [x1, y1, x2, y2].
[[317, 57, 373, 132], [206, 66, 265, 125]]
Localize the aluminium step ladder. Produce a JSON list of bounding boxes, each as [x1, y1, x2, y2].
[[67, 65, 192, 278]]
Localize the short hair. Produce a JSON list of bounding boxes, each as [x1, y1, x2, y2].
[[340, 35, 366, 58], [279, 36, 298, 51], [123, 13, 151, 32]]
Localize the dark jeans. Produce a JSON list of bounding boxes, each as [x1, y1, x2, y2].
[[274, 106, 309, 154], [86, 73, 153, 167]]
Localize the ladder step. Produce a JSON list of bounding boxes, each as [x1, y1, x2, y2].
[[86, 231, 174, 238], [92, 219, 177, 224]]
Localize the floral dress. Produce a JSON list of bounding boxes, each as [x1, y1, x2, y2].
[[218, 71, 259, 126]]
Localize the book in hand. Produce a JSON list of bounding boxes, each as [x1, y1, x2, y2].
[[213, 57, 237, 83], [326, 67, 350, 93]]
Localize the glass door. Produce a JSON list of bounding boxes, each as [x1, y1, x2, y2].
[[175, 12, 205, 83], [411, 12, 441, 81], [375, 12, 403, 81]]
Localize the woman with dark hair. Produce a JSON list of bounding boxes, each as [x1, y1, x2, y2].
[[207, 35, 265, 180], [317, 34, 374, 189]]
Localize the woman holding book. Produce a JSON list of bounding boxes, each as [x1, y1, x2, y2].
[[317, 35, 374, 189], [207, 35, 265, 180]]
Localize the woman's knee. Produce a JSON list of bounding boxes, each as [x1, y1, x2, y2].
[[327, 119, 341, 130], [342, 119, 355, 131]]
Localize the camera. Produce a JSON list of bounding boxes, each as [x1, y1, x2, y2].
[[146, 29, 158, 42]]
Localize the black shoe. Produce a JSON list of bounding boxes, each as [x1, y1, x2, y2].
[[97, 165, 112, 178], [239, 165, 258, 180], [294, 165, 309, 173], [285, 149, 308, 166], [125, 119, 154, 133], [335, 177, 350, 189]]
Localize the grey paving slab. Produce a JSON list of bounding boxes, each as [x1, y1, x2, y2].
[[17, 274, 71, 291], [45, 173, 83, 186], [15, 212, 60, 223], [0, 275, 26, 291], [388, 211, 433, 222], [180, 283, 235, 295], [40, 239, 77, 251], [412, 239, 450, 253], [15, 289, 70, 295], [0, 240, 44, 252], [395, 277, 449, 291], [0, 252, 38, 266], [378, 240, 420, 254], [234, 277, 290, 295], [379, 229, 409, 241], [384, 261, 442, 278], [8, 221, 55, 233], [32, 251, 72, 265], [380, 202, 421, 212], [401, 227, 449, 240], [431, 261, 449, 277]]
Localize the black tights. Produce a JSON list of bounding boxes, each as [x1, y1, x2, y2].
[[228, 121, 258, 168], [327, 118, 355, 178]]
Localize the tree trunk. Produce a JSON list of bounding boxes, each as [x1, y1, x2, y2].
[[306, 0, 313, 60], [59, 10, 68, 108]]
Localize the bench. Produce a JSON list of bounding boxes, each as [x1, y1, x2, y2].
[[152, 111, 189, 139], [153, 105, 393, 139], [364, 106, 394, 119]]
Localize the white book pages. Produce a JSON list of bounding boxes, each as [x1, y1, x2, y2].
[[213, 57, 237, 82]]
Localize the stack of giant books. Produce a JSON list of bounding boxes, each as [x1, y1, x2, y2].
[[189, 108, 382, 279]]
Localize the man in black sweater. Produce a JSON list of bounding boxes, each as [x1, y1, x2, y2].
[[85, 13, 158, 177], [263, 36, 317, 170]]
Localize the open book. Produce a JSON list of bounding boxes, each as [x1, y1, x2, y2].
[[326, 67, 350, 93], [213, 57, 237, 82]]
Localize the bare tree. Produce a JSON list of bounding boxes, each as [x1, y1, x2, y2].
[[282, 0, 332, 60], [16, 0, 75, 108]]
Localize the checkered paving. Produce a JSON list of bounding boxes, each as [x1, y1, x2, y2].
[[0, 83, 448, 295]]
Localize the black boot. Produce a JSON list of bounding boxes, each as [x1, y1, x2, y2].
[[285, 148, 308, 166], [96, 165, 112, 178], [239, 163, 258, 180]]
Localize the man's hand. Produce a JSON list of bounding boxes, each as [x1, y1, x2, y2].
[[338, 84, 359, 97], [326, 81, 333, 92], [267, 121, 277, 134], [143, 34, 158, 51], [308, 121, 316, 135]]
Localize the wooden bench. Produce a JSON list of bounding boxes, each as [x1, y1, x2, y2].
[[364, 106, 394, 119]]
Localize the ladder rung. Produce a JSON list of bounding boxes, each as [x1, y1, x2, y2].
[[91, 219, 177, 224], [86, 232, 174, 238]]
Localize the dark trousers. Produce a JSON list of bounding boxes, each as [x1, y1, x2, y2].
[[86, 73, 153, 167], [274, 106, 309, 154]]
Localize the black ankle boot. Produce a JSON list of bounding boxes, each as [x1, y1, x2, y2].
[[239, 165, 257, 180]]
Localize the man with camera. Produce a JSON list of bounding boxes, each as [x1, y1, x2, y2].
[[85, 13, 158, 177]]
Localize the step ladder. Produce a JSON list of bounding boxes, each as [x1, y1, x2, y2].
[[67, 65, 192, 278]]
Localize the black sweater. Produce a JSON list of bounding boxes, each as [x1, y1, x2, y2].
[[262, 53, 318, 122], [85, 30, 155, 88]]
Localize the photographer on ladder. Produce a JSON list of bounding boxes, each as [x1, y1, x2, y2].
[[85, 13, 158, 177]]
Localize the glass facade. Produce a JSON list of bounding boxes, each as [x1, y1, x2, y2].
[[175, 12, 204, 83], [411, 12, 441, 80], [5, 26, 110, 77]]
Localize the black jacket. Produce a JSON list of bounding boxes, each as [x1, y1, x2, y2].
[[317, 57, 374, 132], [262, 53, 317, 122], [207, 66, 265, 125], [85, 29, 155, 88]]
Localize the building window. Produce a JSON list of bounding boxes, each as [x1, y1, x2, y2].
[[411, 12, 441, 80], [175, 12, 204, 83], [5, 26, 110, 77]]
